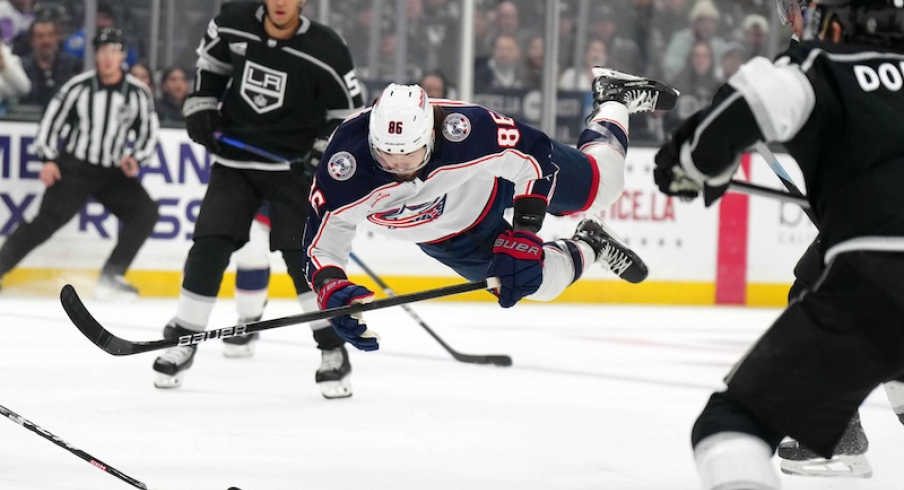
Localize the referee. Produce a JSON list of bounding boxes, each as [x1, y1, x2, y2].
[[0, 27, 159, 300]]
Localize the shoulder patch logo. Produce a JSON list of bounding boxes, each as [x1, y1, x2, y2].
[[442, 113, 471, 142], [327, 152, 357, 181], [240, 61, 287, 114]]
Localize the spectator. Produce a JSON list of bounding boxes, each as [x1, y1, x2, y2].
[[62, 2, 138, 68], [559, 39, 607, 91], [0, 0, 33, 45], [667, 40, 719, 130], [156, 66, 188, 123], [740, 13, 769, 58], [0, 36, 30, 112], [589, 3, 643, 75], [662, 0, 725, 82], [523, 34, 544, 90], [128, 62, 153, 96], [418, 70, 449, 99], [20, 16, 78, 107], [474, 34, 524, 92], [718, 41, 747, 81], [623, 0, 667, 77], [478, 1, 533, 61]]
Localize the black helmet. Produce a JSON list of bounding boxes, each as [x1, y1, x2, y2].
[[804, 0, 904, 48], [92, 27, 123, 50]]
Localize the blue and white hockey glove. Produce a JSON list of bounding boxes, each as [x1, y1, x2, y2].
[[488, 230, 544, 308], [317, 279, 380, 351]]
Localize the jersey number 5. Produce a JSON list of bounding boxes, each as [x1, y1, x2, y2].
[[488, 110, 520, 148]]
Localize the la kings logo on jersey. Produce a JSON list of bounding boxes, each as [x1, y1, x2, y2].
[[240, 61, 286, 114]]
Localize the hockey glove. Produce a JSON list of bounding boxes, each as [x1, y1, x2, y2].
[[487, 230, 544, 308], [183, 95, 224, 154], [653, 117, 733, 207], [290, 138, 329, 182], [317, 279, 380, 351]]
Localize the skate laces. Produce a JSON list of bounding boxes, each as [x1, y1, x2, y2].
[[599, 241, 634, 277], [319, 348, 345, 372], [624, 89, 659, 113], [158, 346, 195, 365]]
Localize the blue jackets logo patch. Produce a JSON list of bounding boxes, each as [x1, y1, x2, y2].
[[368, 195, 447, 229], [442, 113, 471, 142], [327, 152, 357, 181]]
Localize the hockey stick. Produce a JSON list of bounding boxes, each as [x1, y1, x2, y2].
[[349, 252, 513, 367], [0, 403, 150, 489], [754, 141, 820, 229], [214, 132, 310, 168], [728, 180, 811, 208], [60, 279, 498, 356]]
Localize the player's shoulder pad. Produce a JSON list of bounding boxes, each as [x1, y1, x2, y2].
[[213, 2, 261, 30], [315, 111, 388, 207], [304, 18, 349, 47], [434, 103, 498, 143]]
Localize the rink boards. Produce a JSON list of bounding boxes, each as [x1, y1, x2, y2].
[[0, 122, 817, 306]]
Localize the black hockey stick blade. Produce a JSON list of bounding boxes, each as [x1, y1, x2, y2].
[[60, 279, 496, 356], [728, 180, 811, 208], [349, 252, 513, 367]]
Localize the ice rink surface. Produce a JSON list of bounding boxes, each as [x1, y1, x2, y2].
[[1, 292, 901, 490]]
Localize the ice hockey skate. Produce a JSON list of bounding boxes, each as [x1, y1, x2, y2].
[[778, 413, 872, 478], [573, 216, 648, 283], [95, 274, 139, 302], [316, 345, 352, 399], [223, 315, 261, 358], [590, 67, 679, 117], [153, 322, 198, 389]]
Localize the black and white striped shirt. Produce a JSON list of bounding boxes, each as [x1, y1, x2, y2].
[[35, 70, 159, 167]]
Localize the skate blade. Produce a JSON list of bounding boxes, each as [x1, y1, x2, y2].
[[780, 455, 873, 478], [223, 343, 256, 358], [319, 379, 352, 399], [154, 371, 185, 389]]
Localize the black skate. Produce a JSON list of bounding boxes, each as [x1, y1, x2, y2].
[[153, 321, 198, 389], [779, 413, 872, 478], [573, 216, 648, 284], [590, 67, 679, 117], [223, 315, 261, 358], [95, 274, 139, 302], [316, 345, 352, 399]]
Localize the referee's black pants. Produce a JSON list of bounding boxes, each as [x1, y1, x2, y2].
[[0, 156, 159, 279]]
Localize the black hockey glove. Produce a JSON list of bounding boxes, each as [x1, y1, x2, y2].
[[290, 138, 329, 182], [653, 117, 732, 207], [182, 96, 223, 154]]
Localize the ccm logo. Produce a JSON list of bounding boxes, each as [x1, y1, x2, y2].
[[854, 63, 904, 92], [178, 325, 248, 346], [494, 238, 540, 256]]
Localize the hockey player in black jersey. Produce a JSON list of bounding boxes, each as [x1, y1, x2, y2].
[[652, 1, 904, 488], [153, 0, 364, 399]]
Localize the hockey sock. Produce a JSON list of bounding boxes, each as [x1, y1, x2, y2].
[[692, 391, 784, 450], [175, 288, 217, 331], [695, 432, 780, 490], [235, 267, 270, 320], [182, 235, 235, 297]]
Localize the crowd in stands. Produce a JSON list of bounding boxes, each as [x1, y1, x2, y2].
[[0, 0, 188, 122], [326, 0, 784, 136], [0, 0, 786, 138]]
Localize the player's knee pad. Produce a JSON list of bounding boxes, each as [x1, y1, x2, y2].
[[694, 432, 780, 490], [182, 235, 236, 296], [692, 391, 784, 450], [578, 149, 626, 213]]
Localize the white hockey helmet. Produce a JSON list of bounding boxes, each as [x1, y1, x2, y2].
[[369, 83, 435, 174]]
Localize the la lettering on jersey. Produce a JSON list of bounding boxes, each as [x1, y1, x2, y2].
[[303, 103, 558, 279]]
